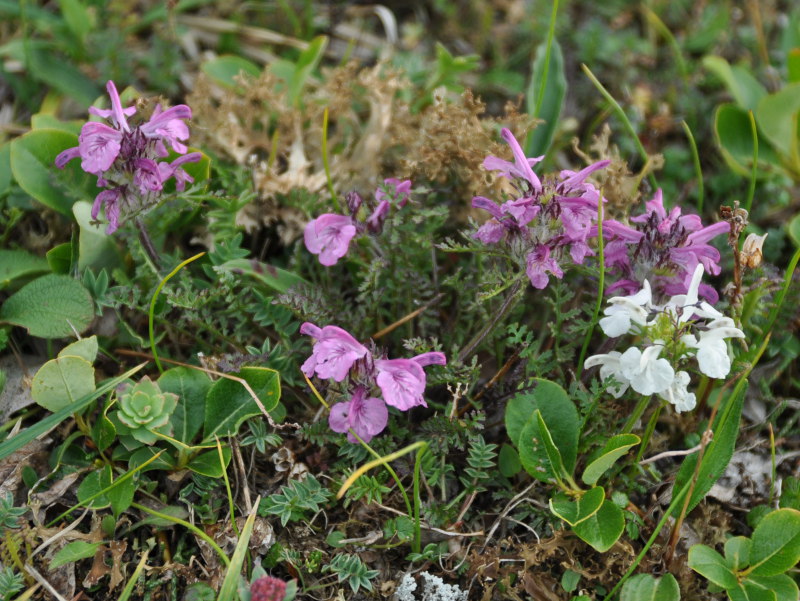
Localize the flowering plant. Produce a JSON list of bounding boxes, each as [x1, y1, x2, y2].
[[585, 264, 745, 412], [300, 322, 445, 442], [55, 80, 201, 233]]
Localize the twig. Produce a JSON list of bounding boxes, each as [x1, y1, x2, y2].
[[639, 440, 707, 465], [482, 482, 537, 550], [24, 566, 68, 601], [372, 293, 444, 339]]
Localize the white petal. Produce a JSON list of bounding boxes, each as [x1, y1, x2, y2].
[[696, 338, 731, 379]]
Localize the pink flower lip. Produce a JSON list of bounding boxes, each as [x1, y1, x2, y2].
[[304, 214, 357, 266]]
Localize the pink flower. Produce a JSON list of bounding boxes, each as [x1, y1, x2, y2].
[[304, 214, 357, 266], [376, 178, 412, 207], [91, 188, 123, 234], [140, 104, 192, 155], [76, 122, 124, 174], [329, 387, 388, 443], [157, 152, 202, 191], [300, 322, 368, 382], [483, 128, 543, 193], [250, 576, 287, 601], [133, 159, 162, 194], [88, 81, 136, 132], [525, 245, 564, 289], [375, 352, 446, 410]]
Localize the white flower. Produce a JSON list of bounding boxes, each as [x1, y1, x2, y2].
[[599, 280, 652, 337], [665, 264, 723, 323], [686, 318, 745, 379], [584, 351, 630, 398], [619, 345, 675, 395], [659, 371, 696, 413]]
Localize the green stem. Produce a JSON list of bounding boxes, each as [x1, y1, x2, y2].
[[321, 107, 341, 212], [351, 432, 414, 519], [413, 446, 424, 554], [148, 252, 205, 373], [621, 394, 651, 434], [217, 439, 240, 538], [533, 0, 559, 118], [744, 109, 758, 214], [582, 64, 658, 191], [636, 404, 663, 462], [132, 502, 230, 566], [681, 120, 704, 214]]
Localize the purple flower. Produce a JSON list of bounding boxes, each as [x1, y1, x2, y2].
[[300, 322, 368, 382], [92, 188, 123, 234], [483, 128, 543, 193], [599, 190, 730, 302], [54, 80, 197, 234], [366, 200, 390, 233], [329, 387, 388, 443], [375, 352, 446, 410], [526, 245, 564, 289], [376, 178, 412, 207], [304, 214, 357, 266]]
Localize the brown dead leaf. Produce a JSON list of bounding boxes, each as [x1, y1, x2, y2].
[[109, 540, 128, 590], [521, 571, 562, 601], [83, 547, 111, 588]]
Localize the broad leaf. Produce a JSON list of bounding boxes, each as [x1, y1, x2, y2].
[[755, 83, 800, 159], [73, 201, 123, 271], [0, 250, 49, 289], [713, 104, 781, 177], [203, 367, 280, 441], [703, 56, 767, 110], [50, 541, 101, 569], [620, 573, 680, 601], [10, 129, 96, 214], [158, 367, 211, 444], [688, 544, 738, 589], [31, 355, 95, 412], [549, 486, 604, 527], [738, 574, 799, 601], [725, 536, 752, 571], [59, 335, 98, 363], [571, 499, 625, 552], [77, 465, 112, 508], [187, 447, 232, 478], [505, 378, 579, 474], [0, 273, 94, 338], [581, 433, 640, 486], [749, 508, 800, 577], [201, 55, 260, 89]]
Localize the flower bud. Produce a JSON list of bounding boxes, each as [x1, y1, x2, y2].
[[740, 232, 767, 269]]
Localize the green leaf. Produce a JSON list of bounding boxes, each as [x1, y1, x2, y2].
[[201, 55, 260, 89], [0, 274, 94, 338], [748, 508, 800, 576], [72, 201, 123, 271], [755, 83, 800, 159], [789, 49, 800, 84], [526, 39, 567, 157], [107, 472, 136, 518], [673, 382, 745, 514], [549, 486, 604, 527], [30, 114, 83, 135], [203, 367, 280, 441], [58, 0, 93, 44], [137, 504, 188, 528], [187, 447, 231, 478], [789, 214, 800, 248], [581, 433, 640, 486], [498, 444, 521, 478], [27, 48, 100, 106], [288, 35, 327, 107], [688, 544, 738, 589], [217, 506, 259, 601], [725, 536, 752, 571], [215, 258, 308, 294], [713, 104, 781, 177], [702, 56, 767, 110], [0, 250, 49, 289], [10, 129, 96, 214], [91, 413, 116, 453], [571, 499, 625, 553], [505, 378, 579, 470], [158, 367, 211, 444], [50, 540, 101, 569], [739, 574, 799, 601], [0, 143, 11, 196], [127, 447, 176, 473], [59, 335, 98, 363], [31, 355, 95, 412], [620, 573, 680, 601], [46, 243, 73, 274], [0, 364, 145, 461], [77, 465, 112, 508]]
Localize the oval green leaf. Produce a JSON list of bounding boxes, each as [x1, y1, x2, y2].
[[203, 367, 280, 441], [59, 335, 98, 363], [749, 508, 800, 577], [187, 447, 232, 478], [571, 498, 625, 553], [50, 541, 102, 569], [688, 544, 738, 589], [31, 355, 95, 412], [0, 250, 49, 289], [158, 367, 211, 444], [201, 55, 260, 89], [9, 129, 96, 214], [755, 83, 800, 159], [526, 39, 567, 157], [620, 573, 680, 601], [582, 433, 640, 486], [0, 274, 94, 338], [549, 486, 605, 527]]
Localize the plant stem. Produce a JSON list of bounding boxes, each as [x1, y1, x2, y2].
[[135, 217, 161, 269], [635, 404, 663, 462], [621, 394, 650, 434], [458, 280, 524, 362], [577, 189, 606, 376]]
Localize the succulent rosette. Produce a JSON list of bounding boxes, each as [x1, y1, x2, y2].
[[115, 377, 178, 445]]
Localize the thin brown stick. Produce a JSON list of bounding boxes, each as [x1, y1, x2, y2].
[[371, 293, 444, 339]]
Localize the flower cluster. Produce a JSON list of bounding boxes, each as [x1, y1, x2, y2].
[[304, 178, 412, 266], [250, 576, 287, 601], [600, 190, 730, 302], [300, 322, 445, 442], [471, 128, 609, 289], [55, 81, 201, 233], [584, 264, 744, 412]]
